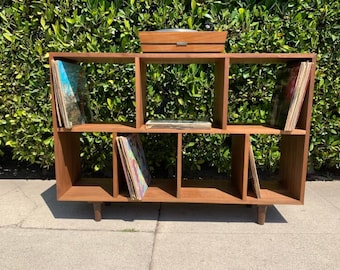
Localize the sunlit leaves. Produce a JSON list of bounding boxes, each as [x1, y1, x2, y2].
[[0, 0, 338, 172]]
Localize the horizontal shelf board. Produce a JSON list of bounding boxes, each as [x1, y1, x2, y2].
[[228, 53, 316, 64], [140, 125, 225, 134], [50, 52, 316, 65], [58, 178, 178, 202], [58, 178, 245, 204], [180, 179, 242, 203], [59, 186, 114, 201], [58, 123, 137, 133], [226, 125, 306, 135], [139, 180, 178, 202], [50, 52, 137, 63], [58, 178, 113, 201], [58, 123, 306, 135], [246, 190, 302, 205]]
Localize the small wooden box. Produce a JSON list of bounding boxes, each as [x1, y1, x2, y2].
[[139, 31, 227, 53]]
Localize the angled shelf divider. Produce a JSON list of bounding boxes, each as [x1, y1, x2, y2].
[[49, 52, 316, 224]]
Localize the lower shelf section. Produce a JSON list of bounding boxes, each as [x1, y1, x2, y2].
[[58, 178, 302, 205]]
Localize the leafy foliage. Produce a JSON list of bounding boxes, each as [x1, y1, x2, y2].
[[0, 0, 339, 173]]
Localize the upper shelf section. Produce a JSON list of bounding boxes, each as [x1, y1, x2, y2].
[[50, 52, 316, 133]]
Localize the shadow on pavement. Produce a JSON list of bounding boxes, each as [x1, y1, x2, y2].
[[41, 183, 287, 223]]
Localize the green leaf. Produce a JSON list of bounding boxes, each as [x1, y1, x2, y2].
[[40, 17, 46, 29], [3, 32, 13, 42], [107, 16, 114, 26], [6, 140, 17, 147], [124, 19, 130, 30], [43, 137, 53, 146], [191, 0, 196, 11], [188, 17, 193, 29], [187, 142, 195, 147], [66, 17, 76, 24]]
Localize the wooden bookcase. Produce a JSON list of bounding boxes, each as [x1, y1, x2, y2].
[[49, 52, 316, 224]]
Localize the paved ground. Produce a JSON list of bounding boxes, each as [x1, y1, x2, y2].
[[0, 179, 339, 270]]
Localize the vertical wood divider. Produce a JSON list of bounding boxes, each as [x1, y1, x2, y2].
[[177, 133, 183, 198], [112, 132, 119, 197], [213, 56, 229, 129], [135, 56, 147, 128], [231, 134, 250, 200]]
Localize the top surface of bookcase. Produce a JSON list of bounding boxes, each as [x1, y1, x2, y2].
[[49, 52, 316, 64], [228, 53, 316, 64], [50, 52, 138, 63]]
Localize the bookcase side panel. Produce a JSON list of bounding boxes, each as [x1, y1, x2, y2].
[[280, 135, 307, 201], [55, 133, 81, 198], [213, 57, 229, 129], [135, 57, 147, 128], [231, 134, 249, 200]]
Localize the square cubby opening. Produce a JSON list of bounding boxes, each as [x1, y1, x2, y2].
[[82, 62, 136, 125], [228, 63, 291, 126], [145, 64, 215, 123]]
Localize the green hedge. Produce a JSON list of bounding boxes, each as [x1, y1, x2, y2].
[[0, 0, 339, 174]]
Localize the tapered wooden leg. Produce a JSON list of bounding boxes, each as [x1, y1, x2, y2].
[[257, 205, 268, 225], [93, 202, 103, 222]]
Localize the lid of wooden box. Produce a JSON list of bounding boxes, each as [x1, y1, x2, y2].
[[139, 30, 227, 53]]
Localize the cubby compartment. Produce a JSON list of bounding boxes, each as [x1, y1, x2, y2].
[[54, 132, 115, 201], [144, 64, 215, 121], [136, 55, 228, 129], [52, 53, 137, 132], [137, 133, 179, 200], [83, 62, 136, 125], [226, 54, 314, 135], [228, 63, 284, 125], [180, 133, 242, 203], [245, 134, 306, 204]]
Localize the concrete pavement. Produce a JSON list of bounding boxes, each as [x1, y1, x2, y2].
[[0, 179, 339, 269]]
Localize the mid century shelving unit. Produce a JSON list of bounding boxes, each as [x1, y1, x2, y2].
[[49, 50, 316, 224]]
